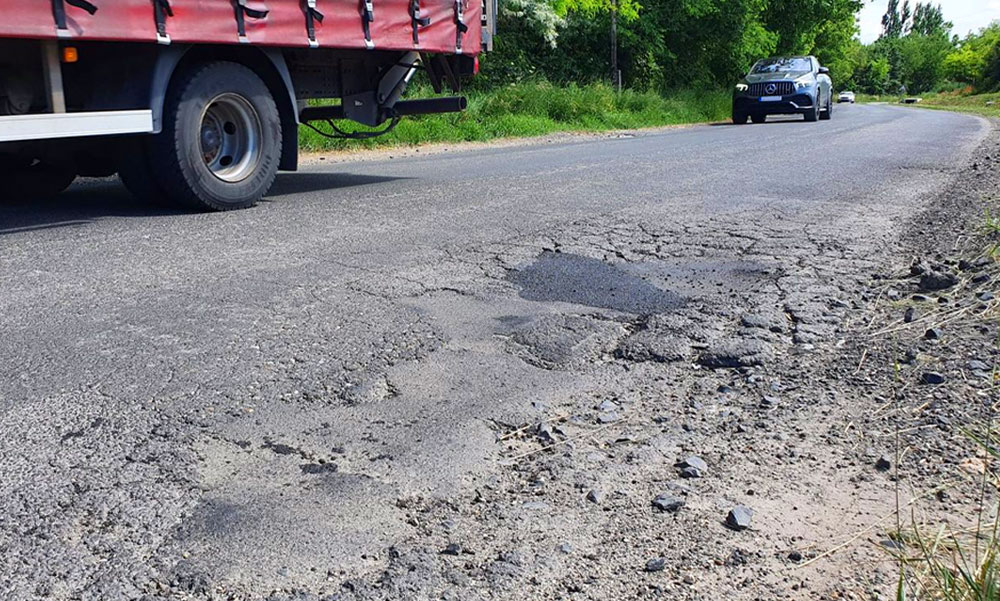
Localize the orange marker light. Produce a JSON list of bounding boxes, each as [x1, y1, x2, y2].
[[62, 47, 78, 63]]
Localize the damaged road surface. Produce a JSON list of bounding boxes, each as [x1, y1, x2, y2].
[[0, 105, 993, 600]]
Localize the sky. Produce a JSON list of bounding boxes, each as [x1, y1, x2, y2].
[[858, 0, 1000, 43]]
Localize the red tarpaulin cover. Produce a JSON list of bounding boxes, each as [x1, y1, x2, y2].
[[0, 0, 481, 54]]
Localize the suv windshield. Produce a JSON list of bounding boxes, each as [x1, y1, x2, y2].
[[751, 58, 812, 74]]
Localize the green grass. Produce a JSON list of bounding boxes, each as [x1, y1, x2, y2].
[[858, 90, 1000, 118], [298, 82, 732, 152], [891, 422, 1000, 601]]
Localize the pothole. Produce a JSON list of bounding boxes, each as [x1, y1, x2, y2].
[[507, 251, 683, 314]]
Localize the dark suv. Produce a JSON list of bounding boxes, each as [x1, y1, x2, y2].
[[732, 56, 833, 124]]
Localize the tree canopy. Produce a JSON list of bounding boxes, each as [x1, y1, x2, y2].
[[477, 0, 1000, 95]]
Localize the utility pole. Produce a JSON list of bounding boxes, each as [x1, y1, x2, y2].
[[610, 0, 619, 91]]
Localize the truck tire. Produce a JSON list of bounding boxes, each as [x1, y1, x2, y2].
[[149, 61, 281, 211], [1, 158, 76, 200]]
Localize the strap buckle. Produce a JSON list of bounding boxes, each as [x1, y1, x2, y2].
[[410, 0, 430, 45], [234, 0, 269, 43], [454, 0, 467, 52], [362, 0, 375, 49], [154, 0, 173, 44], [52, 0, 99, 35], [305, 0, 324, 47]]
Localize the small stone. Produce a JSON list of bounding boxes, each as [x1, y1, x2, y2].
[[586, 489, 604, 504], [881, 539, 904, 551], [536, 423, 556, 442], [760, 396, 779, 409], [441, 543, 462, 556], [969, 359, 990, 371], [903, 348, 919, 364], [973, 274, 991, 284], [682, 574, 696, 585], [652, 494, 685, 512], [597, 411, 620, 424], [596, 399, 618, 412], [557, 543, 573, 554], [924, 328, 942, 340], [680, 466, 702, 479], [920, 271, 958, 291], [788, 550, 803, 562], [921, 372, 946, 385], [979, 291, 995, 301], [912, 294, 931, 302], [959, 259, 973, 271], [904, 307, 916, 323], [725, 505, 753, 531], [678, 455, 708, 474], [300, 462, 339, 474], [645, 557, 667, 572], [910, 262, 929, 276], [875, 455, 892, 471]]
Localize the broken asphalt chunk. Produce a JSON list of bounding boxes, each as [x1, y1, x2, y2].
[[652, 494, 685, 512], [725, 506, 753, 531]]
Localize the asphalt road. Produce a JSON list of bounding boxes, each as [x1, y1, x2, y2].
[[0, 104, 990, 599]]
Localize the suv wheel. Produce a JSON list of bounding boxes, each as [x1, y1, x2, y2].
[[820, 94, 832, 120], [804, 96, 820, 122], [751, 113, 767, 124], [732, 111, 748, 125]]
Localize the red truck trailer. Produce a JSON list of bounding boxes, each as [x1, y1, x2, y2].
[[0, 0, 495, 210]]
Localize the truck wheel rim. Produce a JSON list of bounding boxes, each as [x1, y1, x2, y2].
[[199, 93, 262, 183]]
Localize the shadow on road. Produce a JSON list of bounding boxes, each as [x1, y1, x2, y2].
[[709, 117, 808, 127], [0, 172, 408, 236], [0, 179, 176, 237], [267, 172, 408, 197]]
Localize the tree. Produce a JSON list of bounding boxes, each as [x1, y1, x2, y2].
[[881, 0, 903, 38], [944, 23, 1000, 89], [909, 3, 950, 37]]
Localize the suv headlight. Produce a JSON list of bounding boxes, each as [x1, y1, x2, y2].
[[795, 77, 813, 90], [735, 83, 748, 92]]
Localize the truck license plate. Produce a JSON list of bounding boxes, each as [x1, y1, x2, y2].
[[760, 96, 782, 102]]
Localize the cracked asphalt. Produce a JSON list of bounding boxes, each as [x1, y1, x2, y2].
[[0, 104, 992, 600]]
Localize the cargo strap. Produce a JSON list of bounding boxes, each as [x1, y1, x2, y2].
[[410, 0, 430, 46], [234, 0, 269, 43], [153, 0, 173, 44], [305, 0, 324, 47], [361, 0, 375, 48], [454, 0, 468, 53], [52, 0, 98, 36]]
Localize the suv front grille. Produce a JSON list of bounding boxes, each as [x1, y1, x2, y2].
[[748, 82, 795, 96]]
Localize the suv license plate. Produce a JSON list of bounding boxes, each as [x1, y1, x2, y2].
[[760, 96, 782, 102]]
